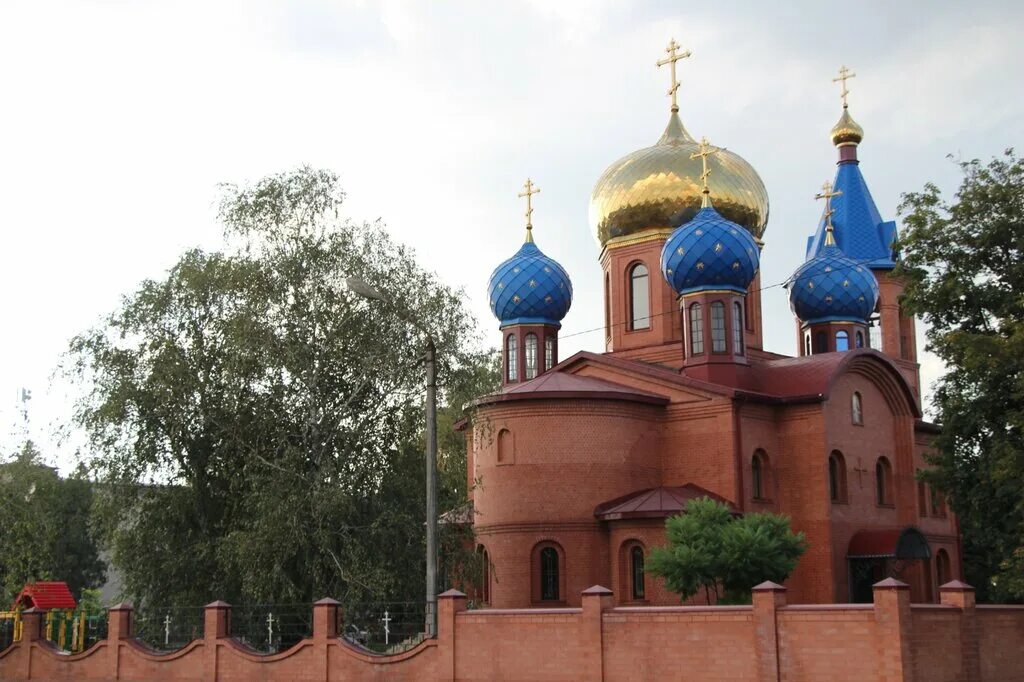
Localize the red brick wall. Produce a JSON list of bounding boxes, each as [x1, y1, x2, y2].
[[3, 581, 1019, 681]]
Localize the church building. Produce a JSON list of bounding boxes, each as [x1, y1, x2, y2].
[[464, 45, 959, 607]]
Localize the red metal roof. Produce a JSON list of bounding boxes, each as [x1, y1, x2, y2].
[[594, 484, 737, 521], [13, 582, 77, 611], [473, 371, 670, 408]]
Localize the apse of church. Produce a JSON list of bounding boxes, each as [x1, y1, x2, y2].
[[465, 43, 958, 609]]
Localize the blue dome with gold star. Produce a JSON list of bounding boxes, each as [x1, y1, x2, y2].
[[660, 205, 760, 295], [488, 238, 572, 329], [788, 239, 879, 324]]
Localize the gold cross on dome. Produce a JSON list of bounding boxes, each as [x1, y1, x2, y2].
[[657, 38, 692, 113], [815, 180, 843, 243], [689, 137, 719, 206], [832, 65, 856, 108], [518, 178, 540, 240]]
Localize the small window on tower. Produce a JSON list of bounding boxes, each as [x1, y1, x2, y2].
[[710, 302, 726, 353], [732, 302, 744, 356], [629, 263, 650, 330], [855, 331, 865, 348], [689, 303, 704, 355], [545, 336, 554, 370], [525, 333, 538, 380], [506, 334, 518, 382], [836, 330, 849, 352], [852, 392, 863, 425]]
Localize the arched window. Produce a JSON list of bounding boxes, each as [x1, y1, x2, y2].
[[752, 450, 770, 500], [540, 547, 560, 601], [506, 334, 518, 382], [930, 486, 946, 517], [630, 546, 645, 600], [604, 273, 611, 338], [525, 333, 538, 380], [497, 428, 513, 464], [829, 451, 848, 503], [689, 303, 704, 355], [836, 330, 850, 352], [814, 331, 828, 354], [852, 392, 863, 425], [545, 337, 554, 371], [876, 457, 893, 506], [855, 331, 865, 348], [732, 302, 744, 355], [629, 263, 650, 330], [710, 301, 726, 353], [477, 546, 491, 604], [936, 549, 951, 586], [803, 331, 811, 356]]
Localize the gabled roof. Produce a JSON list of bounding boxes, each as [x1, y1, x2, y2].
[[13, 582, 77, 611], [594, 484, 736, 521], [472, 369, 670, 408], [805, 161, 897, 269]]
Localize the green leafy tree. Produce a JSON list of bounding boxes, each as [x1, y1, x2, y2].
[[646, 498, 806, 604], [67, 166, 496, 607], [0, 441, 106, 604], [896, 149, 1024, 601]]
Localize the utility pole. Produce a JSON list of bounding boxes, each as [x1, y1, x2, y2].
[[424, 337, 438, 637]]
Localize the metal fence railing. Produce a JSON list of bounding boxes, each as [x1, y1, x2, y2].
[[342, 602, 426, 654], [133, 607, 205, 651], [232, 604, 312, 653]]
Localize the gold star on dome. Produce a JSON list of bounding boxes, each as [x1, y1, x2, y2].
[[657, 38, 692, 113], [696, 261, 705, 270], [677, 246, 685, 255], [714, 242, 723, 253], [529, 279, 537, 287], [512, 295, 521, 303]]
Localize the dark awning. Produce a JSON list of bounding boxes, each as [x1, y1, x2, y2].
[[847, 527, 931, 560]]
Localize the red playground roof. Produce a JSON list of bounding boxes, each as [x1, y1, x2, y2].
[[13, 582, 77, 611]]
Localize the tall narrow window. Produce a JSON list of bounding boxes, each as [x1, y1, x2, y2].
[[545, 337, 554, 370], [876, 457, 893, 506], [689, 303, 704, 355], [804, 332, 811, 356], [936, 549, 951, 586], [855, 331, 865, 348], [506, 334, 518, 382], [604, 273, 611, 338], [836, 330, 850, 352], [540, 547, 559, 601], [752, 454, 763, 499], [478, 547, 491, 604], [525, 333, 538, 380], [630, 546, 645, 600], [629, 264, 650, 330], [829, 451, 847, 503], [710, 301, 726, 353], [732, 302, 744, 355], [852, 392, 863, 425]]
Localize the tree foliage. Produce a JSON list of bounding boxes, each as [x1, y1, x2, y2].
[[67, 167, 497, 607], [0, 441, 106, 604], [646, 498, 806, 604], [896, 149, 1024, 601]]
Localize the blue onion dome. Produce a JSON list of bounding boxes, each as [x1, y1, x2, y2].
[[660, 204, 760, 295], [788, 231, 879, 324], [487, 234, 572, 329]]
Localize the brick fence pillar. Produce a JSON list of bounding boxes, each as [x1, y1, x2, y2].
[[438, 589, 467, 682], [19, 608, 43, 680], [581, 585, 613, 681], [203, 601, 231, 681], [873, 578, 914, 682], [107, 602, 133, 681], [752, 581, 786, 682], [313, 598, 341, 682], [940, 580, 979, 682]]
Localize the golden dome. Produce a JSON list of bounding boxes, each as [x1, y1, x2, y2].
[[590, 112, 769, 247], [830, 106, 864, 147]]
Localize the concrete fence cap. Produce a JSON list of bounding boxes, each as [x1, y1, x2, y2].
[[873, 577, 909, 589], [314, 598, 341, 606], [22, 607, 42, 614], [581, 585, 613, 596], [439, 589, 467, 599], [204, 600, 231, 609], [751, 581, 786, 592], [108, 602, 134, 611], [938, 580, 974, 591]]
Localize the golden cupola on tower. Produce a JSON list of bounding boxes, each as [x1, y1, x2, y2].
[[590, 40, 769, 248]]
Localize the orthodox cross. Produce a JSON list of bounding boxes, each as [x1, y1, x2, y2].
[[833, 65, 856, 108], [381, 610, 392, 645], [518, 178, 540, 239], [266, 612, 275, 646], [657, 38, 692, 113], [163, 614, 172, 646], [689, 137, 718, 206], [853, 457, 870, 489], [815, 180, 843, 243]]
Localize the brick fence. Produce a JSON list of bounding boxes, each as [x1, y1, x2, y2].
[[1, 579, 1021, 681]]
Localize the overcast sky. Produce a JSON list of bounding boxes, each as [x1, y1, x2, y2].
[[2, 0, 1022, 470]]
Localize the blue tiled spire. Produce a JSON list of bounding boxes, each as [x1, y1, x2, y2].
[[487, 239, 572, 329]]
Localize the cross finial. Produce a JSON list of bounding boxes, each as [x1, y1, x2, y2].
[[815, 180, 843, 244], [689, 137, 719, 207], [518, 178, 541, 242], [832, 65, 856, 108], [657, 38, 692, 113]]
